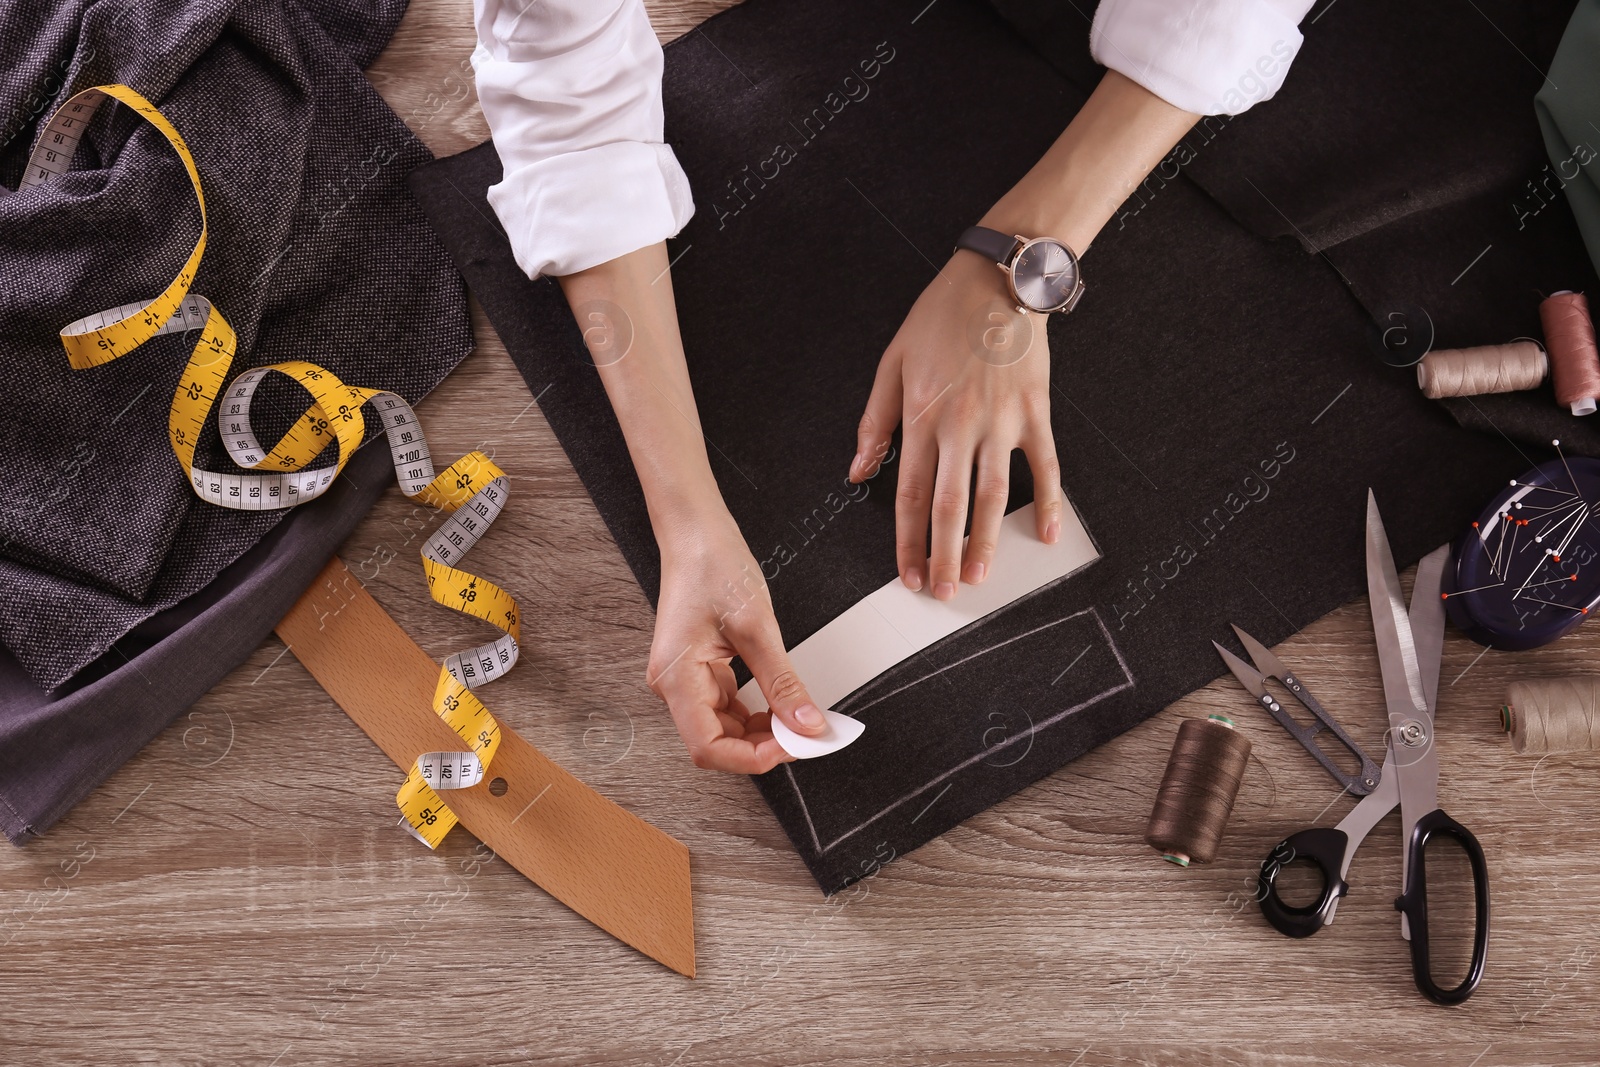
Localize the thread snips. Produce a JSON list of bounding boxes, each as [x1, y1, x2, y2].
[[1213, 626, 1383, 796]]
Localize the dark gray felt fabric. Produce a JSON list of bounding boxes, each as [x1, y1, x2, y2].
[[995, 0, 1600, 456], [409, 0, 1580, 891], [0, 0, 472, 691]]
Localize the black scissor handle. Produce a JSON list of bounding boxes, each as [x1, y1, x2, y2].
[[1258, 827, 1350, 938], [1395, 807, 1490, 1005]]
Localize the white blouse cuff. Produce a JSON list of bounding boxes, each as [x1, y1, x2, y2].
[[486, 139, 695, 279], [1091, 0, 1309, 116]]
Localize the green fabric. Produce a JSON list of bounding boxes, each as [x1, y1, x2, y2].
[[1537, 0, 1600, 275]]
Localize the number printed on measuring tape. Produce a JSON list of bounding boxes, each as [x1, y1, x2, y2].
[[30, 84, 521, 849]]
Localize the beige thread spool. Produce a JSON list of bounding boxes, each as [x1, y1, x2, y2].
[[1145, 714, 1251, 867], [1416, 342, 1548, 399], [1502, 677, 1600, 753]]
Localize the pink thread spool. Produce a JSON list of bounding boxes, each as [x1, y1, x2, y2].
[[1542, 291, 1600, 416]]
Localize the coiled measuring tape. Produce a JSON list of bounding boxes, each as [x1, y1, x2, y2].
[[27, 84, 516, 849]]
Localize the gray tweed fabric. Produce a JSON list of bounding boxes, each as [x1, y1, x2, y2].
[[0, 0, 472, 690], [0, 437, 398, 844]]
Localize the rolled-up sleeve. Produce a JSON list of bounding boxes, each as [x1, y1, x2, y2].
[[1090, 0, 1317, 116], [472, 0, 694, 278]]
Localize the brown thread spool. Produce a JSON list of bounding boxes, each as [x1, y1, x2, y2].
[[1145, 714, 1252, 867], [1502, 677, 1600, 754], [1416, 341, 1548, 399], [1541, 291, 1600, 416]]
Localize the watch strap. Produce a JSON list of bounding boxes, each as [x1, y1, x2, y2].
[[955, 225, 1020, 266]]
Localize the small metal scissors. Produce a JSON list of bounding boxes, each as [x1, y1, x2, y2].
[[1257, 491, 1490, 1005], [1213, 626, 1383, 795]]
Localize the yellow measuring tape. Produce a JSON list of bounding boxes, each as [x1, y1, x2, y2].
[[27, 84, 514, 848]]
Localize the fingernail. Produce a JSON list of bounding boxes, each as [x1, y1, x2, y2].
[[795, 703, 824, 730], [1045, 520, 1060, 544], [905, 567, 923, 591], [934, 581, 955, 600], [849, 451, 862, 477], [966, 561, 986, 584]]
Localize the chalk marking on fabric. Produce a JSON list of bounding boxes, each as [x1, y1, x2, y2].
[[779, 604, 1132, 855]]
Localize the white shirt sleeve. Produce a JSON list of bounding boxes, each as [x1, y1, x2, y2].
[[471, 0, 695, 279], [1090, 0, 1318, 116]]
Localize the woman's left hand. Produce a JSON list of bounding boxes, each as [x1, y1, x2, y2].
[[848, 247, 1065, 600]]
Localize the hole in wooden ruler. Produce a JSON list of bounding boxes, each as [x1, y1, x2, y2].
[[488, 776, 509, 797]]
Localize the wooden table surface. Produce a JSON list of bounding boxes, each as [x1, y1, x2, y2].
[[7, 2, 1600, 1063]]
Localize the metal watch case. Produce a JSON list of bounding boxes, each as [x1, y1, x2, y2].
[[1001, 234, 1084, 315]]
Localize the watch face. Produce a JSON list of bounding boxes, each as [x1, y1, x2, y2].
[[1010, 238, 1078, 312]]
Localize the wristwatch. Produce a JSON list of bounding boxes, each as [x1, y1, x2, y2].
[[954, 225, 1085, 315]]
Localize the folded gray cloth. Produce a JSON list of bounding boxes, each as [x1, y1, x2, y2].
[[1536, 0, 1600, 277], [0, 439, 396, 843], [0, 0, 472, 690]]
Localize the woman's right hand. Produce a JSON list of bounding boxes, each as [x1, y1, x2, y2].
[[556, 242, 828, 772], [647, 504, 829, 773]]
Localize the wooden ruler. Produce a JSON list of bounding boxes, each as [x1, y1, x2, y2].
[[277, 557, 696, 977]]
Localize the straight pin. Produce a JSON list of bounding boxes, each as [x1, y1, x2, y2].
[[1537, 502, 1588, 550], [1473, 522, 1496, 572], [1512, 547, 1547, 598], [1521, 576, 1581, 590], [1515, 481, 1579, 498], [1492, 512, 1512, 576], [1554, 439, 1585, 500], [1515, 595, 1588, 613], [1556, 503, 1591, 559], [1443, 582, 1506, 598]]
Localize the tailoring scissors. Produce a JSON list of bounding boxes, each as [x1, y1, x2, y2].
[[1257, 491, 1490, 1005]]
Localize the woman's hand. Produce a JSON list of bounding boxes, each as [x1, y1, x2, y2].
[[850, 248, 1064, 600], [649, 505, 827, 773], [849, 70, 1202, 600], [558, 243, 828, 773]]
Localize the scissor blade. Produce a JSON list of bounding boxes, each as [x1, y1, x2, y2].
[[1409, 545, 1451, 718], [1213, 640, 1267, 698], [1366, 490, 1430, 723], [1231, 624, 1289, 681]]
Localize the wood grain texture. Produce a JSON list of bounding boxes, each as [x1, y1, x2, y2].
[[5, 1, 1600, 1063], [275, 558, 695, 977]]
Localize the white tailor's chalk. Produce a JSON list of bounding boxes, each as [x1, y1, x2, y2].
[[770, 708, 867, 759]]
